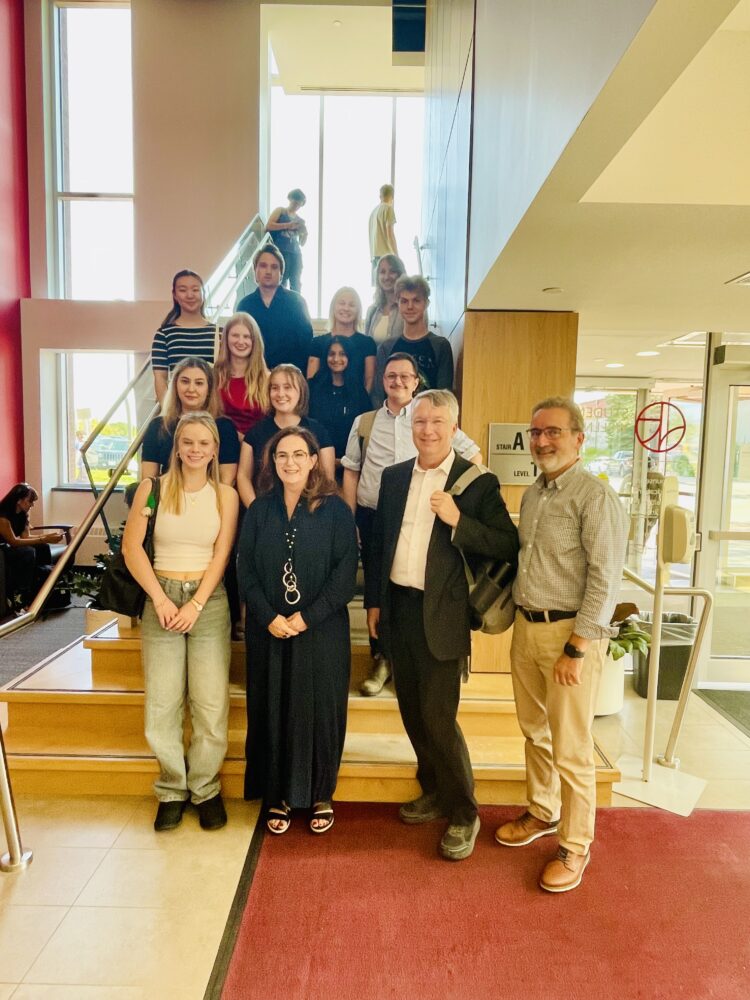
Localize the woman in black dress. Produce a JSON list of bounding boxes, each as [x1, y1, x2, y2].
[[308, 336, 372, 479], [238, 426, 358, 834]]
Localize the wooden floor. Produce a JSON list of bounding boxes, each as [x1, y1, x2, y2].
[[0, 619, 619, 802]]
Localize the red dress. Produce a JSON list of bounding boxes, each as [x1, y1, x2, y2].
[[220, 378, 266, 436]]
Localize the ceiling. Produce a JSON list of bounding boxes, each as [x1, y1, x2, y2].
[[263, 3, 424, 94], [470, 0, 750, 383]]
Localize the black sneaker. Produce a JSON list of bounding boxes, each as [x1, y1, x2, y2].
[[154, 800, 186, 832], [197, 794, 228, 831]]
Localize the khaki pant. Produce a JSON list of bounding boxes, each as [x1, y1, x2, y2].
[[510, 613, 607, 855]]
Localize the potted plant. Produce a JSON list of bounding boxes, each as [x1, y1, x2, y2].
[[596, 603, 650, 716]]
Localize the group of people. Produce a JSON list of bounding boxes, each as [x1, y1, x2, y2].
[[127, 222, 628, 892]]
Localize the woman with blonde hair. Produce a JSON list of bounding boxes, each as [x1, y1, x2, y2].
[[141, 357, 239, 485], [236, 363, 335, 508], [238, 426, 357, 834], [214, 312, 270, 439], [306, 286, 376, 394], [364, 254, 406, 346], [123, 412, 239, 832]]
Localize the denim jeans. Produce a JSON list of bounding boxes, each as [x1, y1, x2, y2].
[[141, 577, 231, 804]]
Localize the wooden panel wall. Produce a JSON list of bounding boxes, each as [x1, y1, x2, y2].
[[462, 310, 578, 670]]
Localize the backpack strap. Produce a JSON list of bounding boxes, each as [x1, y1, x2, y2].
[[448, 463, 493, 497], [357, 409, 378, 467]]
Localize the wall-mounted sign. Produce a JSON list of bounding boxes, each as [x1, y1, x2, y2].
[[487, 423, 538, 484], [635, 402, 686, 453]]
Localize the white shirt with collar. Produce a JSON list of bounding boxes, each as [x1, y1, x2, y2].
[[390, 450, 456, 591], [341, 399, 479, 510]]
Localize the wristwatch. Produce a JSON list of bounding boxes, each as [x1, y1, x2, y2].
[[563, 642, 585, 659]]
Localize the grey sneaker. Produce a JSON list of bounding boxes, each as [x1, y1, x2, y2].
[[440, 816, 481, 861], [360, 657, 391, 696], [399, 793, 445, 825]]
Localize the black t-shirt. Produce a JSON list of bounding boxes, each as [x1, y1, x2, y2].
[[243, 415, 334, 485], [141, 416, 240, 470], [309, 378, 372, 459], [309, 332, 376, 388], [392, 335, 438, 389]]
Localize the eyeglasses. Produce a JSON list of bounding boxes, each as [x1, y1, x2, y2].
[[274, 450, 310, 464], [526, 426, 573, 441], [384, 373, 417, 384]]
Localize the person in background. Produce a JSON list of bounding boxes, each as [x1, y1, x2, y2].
[[237, 364, 335, 508], [495, 397, 628, 893], [0, 484, 65, 611], [265, 189, 308, 293], [365, 390, 519, 861], [364, 254, 406, 353], [141, 358, 239, 486], [123, 412, 239, 832], [238, 427, 357, 835], [213, 312, 270, 440], [372, 275, 453, 405], [342, 353, 481, 696], [235, 245, 313, 374], [307, 287, 376, 394], [152, 269, 217, 404], [368, 184, 398, 283], [309, 337, 372, 479]]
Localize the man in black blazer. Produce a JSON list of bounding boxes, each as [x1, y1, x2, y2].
[[366, 390, 519, 859]]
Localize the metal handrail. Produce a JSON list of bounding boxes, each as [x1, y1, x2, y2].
[[204, 213, 265, 302], [207, 232, 271, 323], [622, 567, 713, 776]]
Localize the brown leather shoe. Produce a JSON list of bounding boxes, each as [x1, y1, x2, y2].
[[539, 847, 590, 893], [494, 810, 558, 847]]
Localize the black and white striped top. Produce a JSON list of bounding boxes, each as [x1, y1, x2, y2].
[[151, 324, 218, 372]]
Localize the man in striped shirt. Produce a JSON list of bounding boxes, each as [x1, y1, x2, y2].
[[495, 396, 628, 893]]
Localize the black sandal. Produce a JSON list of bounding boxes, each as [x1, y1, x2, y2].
[[310, 802, 334, 834], [267, 803, 291, 835]]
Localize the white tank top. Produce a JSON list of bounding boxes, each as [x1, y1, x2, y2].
[[153, 482, 221, 572]]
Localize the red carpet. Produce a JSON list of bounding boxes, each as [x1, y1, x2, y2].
[[221, 804, 750, 1000]]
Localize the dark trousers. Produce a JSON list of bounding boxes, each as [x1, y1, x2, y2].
[[356, 505, 380, 658], [281, 252, 302, 293], [389, 584, 477, 826]]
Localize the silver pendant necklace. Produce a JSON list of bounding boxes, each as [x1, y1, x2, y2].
[[283, 524, 301, 606]]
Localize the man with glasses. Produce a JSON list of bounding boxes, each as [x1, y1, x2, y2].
[[342, 354, 481, 695], [495, 397, 628, 892]]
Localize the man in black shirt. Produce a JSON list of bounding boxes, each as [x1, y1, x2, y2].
[[236, 244, 313, 373]]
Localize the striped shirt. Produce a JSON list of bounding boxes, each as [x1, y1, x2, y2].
[[151, 324, 218, 372], [513, 460, 629, 639]]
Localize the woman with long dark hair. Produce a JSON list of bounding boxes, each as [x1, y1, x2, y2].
[[0, 484, 65, 609], [151, 269, 217, 403], [123, 412, 239, 831], [309, 336, 372, 475], [238, 426, 357, 834]]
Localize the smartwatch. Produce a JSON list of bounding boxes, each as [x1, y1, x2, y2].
[[563, 642, 585, 659]]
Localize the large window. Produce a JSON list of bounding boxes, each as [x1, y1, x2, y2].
[[268, 87, 424, 319], [59, 351, 139, 487], [53, 4, 134, 300]]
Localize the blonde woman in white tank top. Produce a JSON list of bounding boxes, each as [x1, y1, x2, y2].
[[123, 412, 239, 832]]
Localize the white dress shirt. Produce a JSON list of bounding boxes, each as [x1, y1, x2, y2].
[[390, 450, 456, 590]]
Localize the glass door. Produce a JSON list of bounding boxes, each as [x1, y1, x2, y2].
[[695, 347, 750, 686]]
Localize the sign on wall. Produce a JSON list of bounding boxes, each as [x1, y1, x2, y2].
[[488, 423, 538, 484]]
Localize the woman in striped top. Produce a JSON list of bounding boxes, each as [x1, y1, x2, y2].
[[152, 269, 217, 403]]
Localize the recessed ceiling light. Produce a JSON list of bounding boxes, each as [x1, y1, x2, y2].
[[605, 363, 624, 369], [636, 351, 660, 357], [333, 19, 342, 28], [542, 287, 563, 294]]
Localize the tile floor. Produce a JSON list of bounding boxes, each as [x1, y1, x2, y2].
[[1, 678, 748, 997]]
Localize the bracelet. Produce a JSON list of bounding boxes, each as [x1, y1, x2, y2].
[[190, 598, 204, 613]]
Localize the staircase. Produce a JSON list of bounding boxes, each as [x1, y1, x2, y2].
[[0, 612, 620, 803]]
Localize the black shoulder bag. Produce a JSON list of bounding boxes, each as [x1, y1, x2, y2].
[[95, 477, 161, 618]]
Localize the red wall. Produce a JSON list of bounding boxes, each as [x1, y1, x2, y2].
[[0, 0, 29, 489]]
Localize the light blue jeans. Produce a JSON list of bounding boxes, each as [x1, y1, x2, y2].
[[141, 577, 230, 804]]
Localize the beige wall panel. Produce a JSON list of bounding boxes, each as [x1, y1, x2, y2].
[[461, 309, 577, 671], [131, 0, 260, 299]]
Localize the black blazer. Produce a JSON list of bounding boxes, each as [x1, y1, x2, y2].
[[366, 452, 519, 661]]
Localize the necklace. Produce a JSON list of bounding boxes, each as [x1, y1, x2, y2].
[[283, 524, 301, 606]]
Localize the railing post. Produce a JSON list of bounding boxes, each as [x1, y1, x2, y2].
[[0, 726, 32, 873]]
